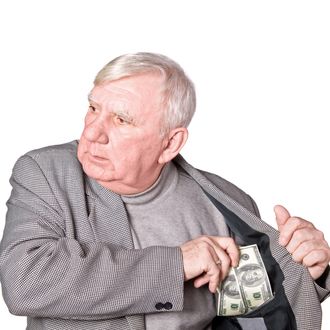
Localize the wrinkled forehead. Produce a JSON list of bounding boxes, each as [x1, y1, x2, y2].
[[88, 75, 165, 123], [89, 74, 164, 106], [88, 84, 140, 105]]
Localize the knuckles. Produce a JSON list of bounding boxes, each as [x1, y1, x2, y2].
[[289, 216, 314, 229], [315, 229, 325, 241], [198, 235, 215, 246]]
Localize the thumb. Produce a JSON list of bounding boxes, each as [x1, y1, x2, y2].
[[274, 205, 291, 231]]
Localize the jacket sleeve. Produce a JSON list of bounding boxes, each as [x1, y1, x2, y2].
[[314, 264, 330, 302], [0, 155, 184, 320]]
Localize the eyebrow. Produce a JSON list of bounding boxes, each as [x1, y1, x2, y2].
[[87, 93, 136, 125], [115, 110, 136, 124], [88, 93, 99, 105]]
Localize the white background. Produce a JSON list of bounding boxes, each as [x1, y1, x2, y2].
[[0, 0, 329, 328]]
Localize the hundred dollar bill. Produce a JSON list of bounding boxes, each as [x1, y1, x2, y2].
[[217, 244, 273, 316], [236, 245, 273, 313], [217, 266, 246, 316]]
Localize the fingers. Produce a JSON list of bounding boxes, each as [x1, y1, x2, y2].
[[278, 216, 314, 246], [290, 241, 328, 264], [274, 205, 291, 231], [274, 205, 330, 280], [307, 263, 329, 280], [288, 237, 330, 280], [285, 227, 324, 253], [214, 237, 240, 267], [193, 262, 221, 293], [202, 236, 240, 268], [180, 236, 239, 293], [205, 238, 237, 292], [302, 249, 329, 267], [299, 249, 330, 279]]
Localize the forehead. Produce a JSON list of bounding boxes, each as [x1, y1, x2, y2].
[[89, 73, 164, 113]]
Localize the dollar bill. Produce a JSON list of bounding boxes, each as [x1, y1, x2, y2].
[[217, 244, 273, 316], [217, 266, 246, 316]]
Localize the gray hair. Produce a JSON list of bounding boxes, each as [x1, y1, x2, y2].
[[94, 52, 196, 136]]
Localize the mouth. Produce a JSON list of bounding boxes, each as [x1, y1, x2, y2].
[[88, 153, 108, 162]]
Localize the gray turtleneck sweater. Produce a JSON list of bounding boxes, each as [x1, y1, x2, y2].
[[121, 162, 229, 330]]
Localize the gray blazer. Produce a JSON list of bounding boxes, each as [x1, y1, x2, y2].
[[0, 140, 329, 330]]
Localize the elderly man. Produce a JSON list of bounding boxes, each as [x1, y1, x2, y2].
[[0, 53, 329, 330]]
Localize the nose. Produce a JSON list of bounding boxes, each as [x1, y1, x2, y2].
[[83, 119, 109, 144]]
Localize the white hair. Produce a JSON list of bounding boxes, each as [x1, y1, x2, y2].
[[94, 52, 196, 136]]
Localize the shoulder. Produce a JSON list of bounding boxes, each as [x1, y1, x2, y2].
[[12, 140, 82, 185], [24, 140, 79, 163], [17, 140, 80, 169]]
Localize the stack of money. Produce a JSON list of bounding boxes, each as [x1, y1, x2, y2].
[[217, 244, 273, 316]]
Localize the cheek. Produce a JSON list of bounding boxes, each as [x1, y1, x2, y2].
[[129, 138, 163, 165], [84, 112, 93, 124], [77, 140, 87, 163], [77, 132, 93, 159], [107, 131, 137, 153], [108, 138, 143, 164]]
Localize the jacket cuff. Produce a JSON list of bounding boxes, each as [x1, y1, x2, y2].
[[315, 265, 330, 302]]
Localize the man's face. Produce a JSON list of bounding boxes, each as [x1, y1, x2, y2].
[[244, 269, 264, 283], [77, 73, 167, 194]]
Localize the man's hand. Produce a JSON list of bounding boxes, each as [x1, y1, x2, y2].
[[180, 236, 239, 293], [274, 205, 330, 280]]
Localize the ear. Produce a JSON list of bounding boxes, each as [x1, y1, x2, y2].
[[158, 128, 188, 164]]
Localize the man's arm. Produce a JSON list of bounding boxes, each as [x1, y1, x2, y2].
[[0, 155, 184, 320], [0, 154, 240, 320]]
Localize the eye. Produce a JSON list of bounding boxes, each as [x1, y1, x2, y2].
[[88, 105, 96, 112], [116, 116, 127, 125]]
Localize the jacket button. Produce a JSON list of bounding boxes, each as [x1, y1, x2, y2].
[[155, 303, 164, 310], [164, 302, 173, 310]]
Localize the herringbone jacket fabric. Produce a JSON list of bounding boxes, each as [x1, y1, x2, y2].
[[0, 140, 329, 329]]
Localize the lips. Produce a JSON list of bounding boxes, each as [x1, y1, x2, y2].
[[88, 153, 108, 162]]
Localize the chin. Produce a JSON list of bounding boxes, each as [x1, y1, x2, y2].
[[82, 158, 116, 182]]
